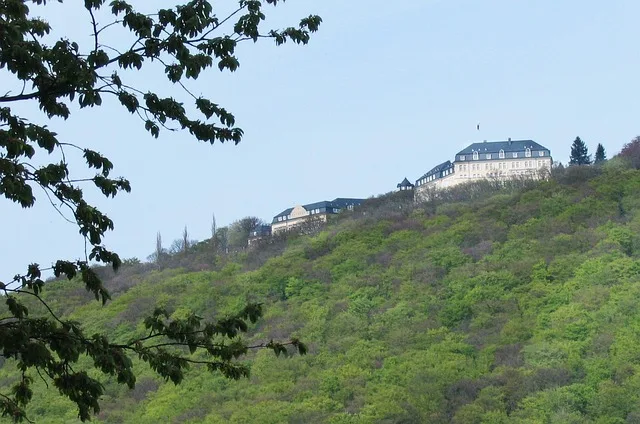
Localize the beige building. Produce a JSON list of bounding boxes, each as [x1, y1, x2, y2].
[[415, 139, 553, 200], [271, 198, 363, 235]]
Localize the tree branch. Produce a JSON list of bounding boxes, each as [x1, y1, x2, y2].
[[87, 6, 99, 53]]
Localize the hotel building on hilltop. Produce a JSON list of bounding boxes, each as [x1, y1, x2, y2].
[[415, 139, 553, 201]]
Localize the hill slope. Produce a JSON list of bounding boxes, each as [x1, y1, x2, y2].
[[3, 163, 640, 423]]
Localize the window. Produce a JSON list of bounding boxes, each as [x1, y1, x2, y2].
[[499, 149, 505, 159], [460, 155, 466, 161], [278, 217, 282, 222], [472, 152, 479, 160], [525, 148, 531, 158], [539, 151, 544, 157], [513, 152, 518, 158], [486, 153, 491, 160]]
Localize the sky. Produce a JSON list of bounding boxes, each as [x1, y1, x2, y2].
[[2, 0, 640, 277]]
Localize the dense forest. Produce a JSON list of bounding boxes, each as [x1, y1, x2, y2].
[[3, 157, 640, 423]]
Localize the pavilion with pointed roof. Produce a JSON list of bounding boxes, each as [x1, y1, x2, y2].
[[396, 177, 414, 191]]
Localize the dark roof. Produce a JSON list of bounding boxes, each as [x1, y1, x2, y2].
[[272, 198, 364, 222], [331, 198, 364, 208], [301, 200, 333, 211], [456, 139, 550, 155], [273, 207, 294, 219], [397, 177, 414, 188], [249, 225, 272, 237], [417, 160, 453, 181]]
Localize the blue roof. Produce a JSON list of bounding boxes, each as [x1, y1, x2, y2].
[[273, 208, 294, 219], [331, 198, 364, 208], [456, 139, 550, 155], [249, 225, 272, 237], [300, 200, 333, 212], [417, 160, 453, 181], [397, 177, 414, 188], [272, 198, 364, 222]]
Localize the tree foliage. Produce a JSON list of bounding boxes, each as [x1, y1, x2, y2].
[[228, 216, 265, 249], [569, 136, 592, 165], [619, 136, 640, 169], [6, 161, 640, 423], [0, 0, 319, 421]]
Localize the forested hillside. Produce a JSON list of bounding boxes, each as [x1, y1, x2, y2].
[[3, 161, 640, 423]]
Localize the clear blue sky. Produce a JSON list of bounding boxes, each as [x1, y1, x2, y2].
[[2, 0, 640, 277]]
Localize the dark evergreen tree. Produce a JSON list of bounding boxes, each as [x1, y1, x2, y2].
[[595, 143, 607, 163], [569, 137, 592, 165]]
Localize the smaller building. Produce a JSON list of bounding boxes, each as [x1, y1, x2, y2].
[[271, 198, 363, 234], [248, 225, 272, 246], [396, 177, 415, 191]]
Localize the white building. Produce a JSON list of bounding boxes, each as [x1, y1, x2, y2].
[[415, 139, 553, 200]]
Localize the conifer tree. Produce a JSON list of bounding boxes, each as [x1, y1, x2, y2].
[[569, 137, 592, 165], [595, 143, 607, 163]]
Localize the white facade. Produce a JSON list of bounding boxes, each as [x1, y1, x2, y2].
[[414, 140, 553, 201]]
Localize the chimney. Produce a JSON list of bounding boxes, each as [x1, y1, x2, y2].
[[508, 137, 512, 145]]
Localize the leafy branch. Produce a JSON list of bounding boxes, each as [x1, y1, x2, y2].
[[0, 0, 320, 421]]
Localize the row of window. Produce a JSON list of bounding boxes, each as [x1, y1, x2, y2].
[[416, 168, 453, 186], [461, 169, 537, 178], [276, 206, 348, 222], [457, 159, 549, 173], [459, 149, 546, 161]]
